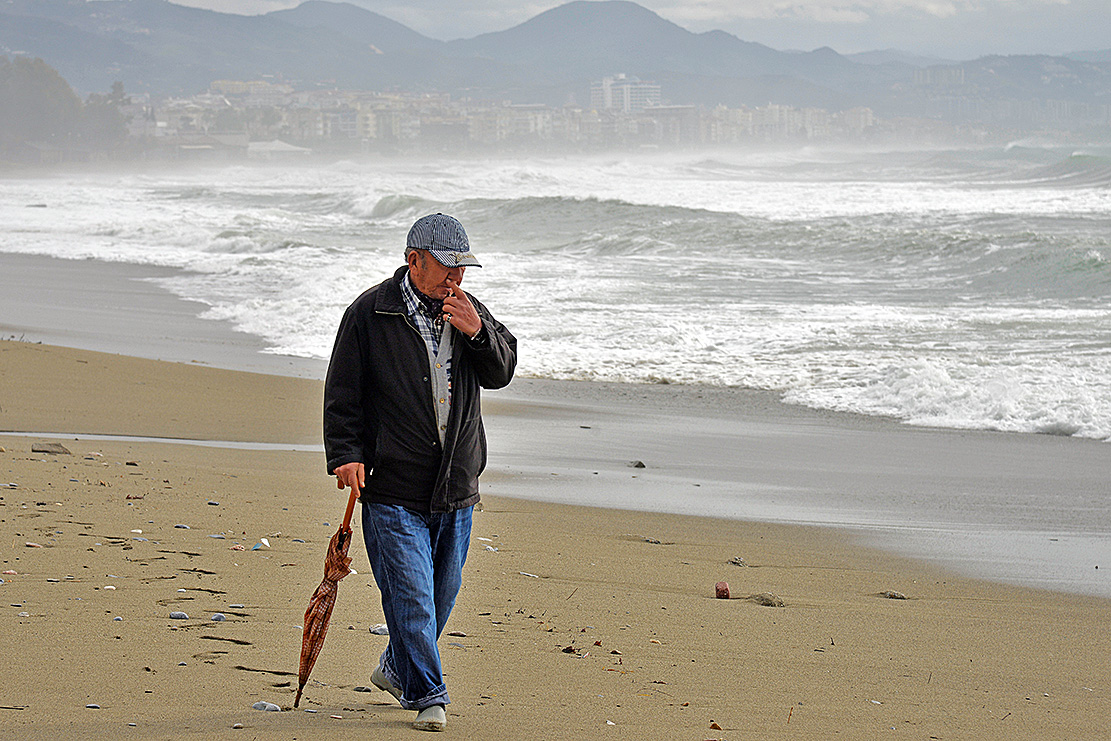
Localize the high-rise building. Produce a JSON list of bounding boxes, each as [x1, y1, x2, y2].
[[590, 74, 661, 113]]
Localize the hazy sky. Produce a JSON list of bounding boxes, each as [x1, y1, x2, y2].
[[175, 0, 1107, 60]]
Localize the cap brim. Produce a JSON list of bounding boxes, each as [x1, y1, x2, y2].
[[428, 249, 482, 268]]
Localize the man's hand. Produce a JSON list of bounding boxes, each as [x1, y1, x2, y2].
[[335, 462, 365, 496], [442, 278, 482, 339]]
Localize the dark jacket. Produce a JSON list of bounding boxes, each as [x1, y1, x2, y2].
[[323, 265, 517, 513]]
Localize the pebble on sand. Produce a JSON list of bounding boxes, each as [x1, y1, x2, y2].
[[747, 592, 785, 608], [211, 613, 226, 622], [715, 582, 730, 599], [32, 442, 71, 455], [86, 703, 100, 709], [252, 701, 281, 712], [170, 611, 189, 620]]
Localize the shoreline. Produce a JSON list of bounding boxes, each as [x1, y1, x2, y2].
[[2, 252, 1110, 601], [4, 339, 1111, 602]]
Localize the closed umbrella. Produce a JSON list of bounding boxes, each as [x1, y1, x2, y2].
[[294, 487, 359, 708]]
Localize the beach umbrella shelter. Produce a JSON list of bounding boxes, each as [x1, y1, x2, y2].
[[294, 488, 360, 707]]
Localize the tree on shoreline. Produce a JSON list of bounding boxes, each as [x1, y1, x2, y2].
[[1, 56, 128, 161]]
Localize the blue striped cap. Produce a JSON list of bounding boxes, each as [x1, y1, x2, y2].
[[406, 213, 481, 268]]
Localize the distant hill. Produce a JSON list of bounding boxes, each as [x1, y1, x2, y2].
[[1068, 49, 1111, 63], [1, 0, 1107, 120], [444, 1, 906, 101], [0, 0, 382, 93], [847, 49, 957, 68], [267, 1, 438, 55]]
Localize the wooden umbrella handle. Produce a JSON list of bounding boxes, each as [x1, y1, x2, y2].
[[341, 486, 359, 534]]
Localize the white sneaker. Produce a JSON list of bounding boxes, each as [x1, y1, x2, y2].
[[412, 704, 447, 732], [370, 665, 402, 702]]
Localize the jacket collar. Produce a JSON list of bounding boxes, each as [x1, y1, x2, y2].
[[376, 265, 410, 314]]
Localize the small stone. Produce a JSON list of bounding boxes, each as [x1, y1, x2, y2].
[[18, 611, 29, 617], [178, 662, 187, 666], [104, 585, 116, 591], [169, 611, 189, 620], [207, 501, 219, 506], [113, 616, 123, 621], [747, 592, 785, 608], [728, 556, 747, 567], [252, 701, 281, 712], [128, 723, 137, 726], [86, 703, 100, 709], [208, 534, 225, 539], [715, 581, 730, 599], [228, 604, 245, 609], [369, 624, 389, 635], [174, 524, 190, 529], [627, 460, 646, 468], [211, 613, 226, 622], [232, 723, 243, 729], [24, 542, 43, 548], [32, 442, 70, 455], [879, 590, 908, 600]]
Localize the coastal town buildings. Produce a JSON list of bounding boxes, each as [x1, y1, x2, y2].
[[117, 74, 896, 161]]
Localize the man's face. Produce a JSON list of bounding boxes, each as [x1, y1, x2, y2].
[[408, 249, 465, 299]]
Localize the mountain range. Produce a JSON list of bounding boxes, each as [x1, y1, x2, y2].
[[2, 0, 1109, 117]]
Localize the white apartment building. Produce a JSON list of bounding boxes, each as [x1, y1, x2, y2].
[[591, 74, 661, 113]]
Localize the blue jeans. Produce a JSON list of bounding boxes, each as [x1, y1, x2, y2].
[[360, 502, 473, 711]]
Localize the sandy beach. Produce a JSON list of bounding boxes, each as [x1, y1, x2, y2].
[[3, 338, 1111, 740], [3, 252, 1111, 739]]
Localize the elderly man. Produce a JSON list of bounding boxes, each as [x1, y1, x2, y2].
[[324, 213, 516, 731]]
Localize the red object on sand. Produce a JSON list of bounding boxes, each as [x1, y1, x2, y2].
[[715, 581, 730, 599], [294, 488, 359, 708]]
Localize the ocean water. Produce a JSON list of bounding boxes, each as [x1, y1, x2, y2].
[[3, 144, 1111, 440]]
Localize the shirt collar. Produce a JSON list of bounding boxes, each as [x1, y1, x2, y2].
[[400, 271, 421, 318]]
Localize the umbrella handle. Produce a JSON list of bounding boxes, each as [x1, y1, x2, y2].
[[341, 485, 359, 534]]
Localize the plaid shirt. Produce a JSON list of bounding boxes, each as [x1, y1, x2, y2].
[[401, 272, 451, 381]]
